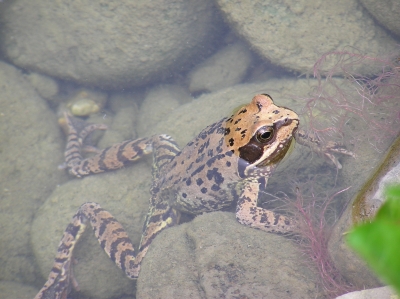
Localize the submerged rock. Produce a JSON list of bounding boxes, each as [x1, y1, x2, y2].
[[216, 0, 398, 75], [0, 61, 66, 284], [0, 0, 226, 89], [138, 212, 322, 299]]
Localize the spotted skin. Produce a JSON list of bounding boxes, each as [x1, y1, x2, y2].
[[34, 94, 352, 299]]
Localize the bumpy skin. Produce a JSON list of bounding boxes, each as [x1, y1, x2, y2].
[[34, 94, 351, 299]]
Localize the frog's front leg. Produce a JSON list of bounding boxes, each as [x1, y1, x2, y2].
[[63, 113, 154, 177], [236, 180, 296, 233], [295, 129, 355, 169], [34, 203, 139, 299]]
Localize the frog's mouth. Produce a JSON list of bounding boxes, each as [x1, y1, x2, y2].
[[256, 136, 295, 167]]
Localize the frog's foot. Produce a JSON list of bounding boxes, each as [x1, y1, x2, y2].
[[322, 140, 356, 169], [62, 113, 154, 178], [295, 129, 355, 169], [63, 113, 107, 174], [236, 180, 297, 234]]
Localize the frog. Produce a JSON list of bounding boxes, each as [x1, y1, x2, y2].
[[34, 94, 353, 299]]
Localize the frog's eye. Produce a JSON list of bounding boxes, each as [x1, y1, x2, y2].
[[256, 127, 274, 143]]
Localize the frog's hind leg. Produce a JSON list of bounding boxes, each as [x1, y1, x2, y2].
[[236, 180, 296, 234], [63, 113, 154, 178], [34, 202, 139, 299], [150, 134, 181, 180], [136, 134, 181, 266]]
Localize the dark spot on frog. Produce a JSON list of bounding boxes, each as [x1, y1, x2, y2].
[[190, 164, 205, 177], [200, 187, 207, 194], [195, 154, 205, 163], [234, 119, 241, 125], [228, 138, 234, 146], [226, 161, 231, 167], [238, 108, 247, 114], [211, 184, 220, 191], [224, 128, 230, 136], [273, 110, 279, 114], [206, 153, 225, 167], [215, 139, 224, 153], [196, 178, 204, 186], [225, 150, 233, 157], [260, 214, 270, 224], [239, 143, 263, 163], [206, 168, 224, 186], [186, 177, 192, 186], [216, 125, 225, 135], [197, 139, 210, 154], [207, 149, 213, 157], [182, 193, 187, 198]]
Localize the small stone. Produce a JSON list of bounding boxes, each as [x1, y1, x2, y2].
[[67, 89, 108, 116]]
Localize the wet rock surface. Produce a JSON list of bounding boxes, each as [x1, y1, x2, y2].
[[188, 41, 253, 94], [138, 212, 322, 299], [0, 281, 39, 299], [31, 163, 152, 299], [0, 0, 225, 89], [359, 0, 400, 38], [215, 0, 398, 74], [0, 61, 66, 284]]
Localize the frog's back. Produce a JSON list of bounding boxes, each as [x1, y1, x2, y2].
[[159, 117, 242, 214]]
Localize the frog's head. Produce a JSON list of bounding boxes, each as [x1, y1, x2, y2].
[[224, 94, 299, 177]]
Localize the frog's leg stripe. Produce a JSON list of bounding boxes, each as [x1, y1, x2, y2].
[[151, 134, 180, 178], [34, 209, 88, 299], [236, 180, 296, 233], [35, 202, 140, 299], [79, 203, 138, 278], [67, 137, 154, 177], [64, 114, 156, 177], [139, 203, 180, 255], [64, 113, 107, 167]]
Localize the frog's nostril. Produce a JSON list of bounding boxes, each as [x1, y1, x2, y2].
[[276, 117, 291, 129]]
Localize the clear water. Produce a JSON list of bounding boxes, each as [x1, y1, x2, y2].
[[0, 1, 399, 299]]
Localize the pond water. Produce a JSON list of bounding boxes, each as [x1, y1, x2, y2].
[[0, 1, 399, 299]]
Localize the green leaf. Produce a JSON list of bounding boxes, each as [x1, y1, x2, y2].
[[347, 185, 400, 295], [375, 185, 400, 222]]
